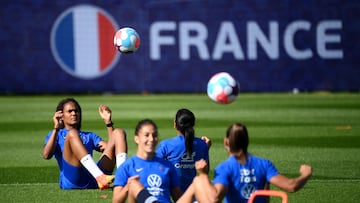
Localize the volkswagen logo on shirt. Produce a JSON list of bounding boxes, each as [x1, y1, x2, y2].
[[147, 174, 164, 196], [242, 184, 256, 199], [147, 174, 162, 188], [50, 4, 119, 79]]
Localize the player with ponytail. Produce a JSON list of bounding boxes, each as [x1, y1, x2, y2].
[[156, 108, 211, 193], [176, 109, 195, 156]]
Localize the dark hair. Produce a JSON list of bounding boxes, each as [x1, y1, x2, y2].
[[56, 98, 82, 129], [175, 108, 195, 156], [226, 123, 249, 155], [135, 119, 158, 136]]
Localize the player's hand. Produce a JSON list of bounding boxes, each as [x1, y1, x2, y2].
[[97, 141, 107, 152], [127, 175, 140, 183], [53, 110, 63, 129], [299, 164, 312, 177], [201, 136, 212, 149], [99, 105, 112, 123], [195, 159, 208, 174], [127, 175, 147, 199], [127, 175, 142, 190]]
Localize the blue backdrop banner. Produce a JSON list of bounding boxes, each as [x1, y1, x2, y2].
[[0, 0, 359, 93]]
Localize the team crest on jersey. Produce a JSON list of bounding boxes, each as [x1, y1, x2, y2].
[[50, 4, 119, 79]]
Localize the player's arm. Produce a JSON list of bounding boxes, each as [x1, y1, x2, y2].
[[201, 136, 212, 149], [42, 129, 58, 159], [269, 164, 312, 192], [112, 185, 129, 203], [195, 159, 226, 203], [95, 105, 114, 152], [99, 105, 114, 133], [42, 110, 62, 159], [113, 175, 142, 203], [201, 136, 211, 173]]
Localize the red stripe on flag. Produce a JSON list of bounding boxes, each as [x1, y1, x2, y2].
[[98, 12, 117, 72]]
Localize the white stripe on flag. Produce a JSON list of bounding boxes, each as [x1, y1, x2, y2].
[[73, 6, 100, 78]]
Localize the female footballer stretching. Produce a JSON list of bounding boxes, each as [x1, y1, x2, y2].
[[42, 98, 128, 190], [177, 122, 312, 203]]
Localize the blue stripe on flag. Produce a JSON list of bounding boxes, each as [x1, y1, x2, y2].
[[56, 13, 75, 71]]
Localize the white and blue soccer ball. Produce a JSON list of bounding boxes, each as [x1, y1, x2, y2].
[[113, 27, 140, 53], [207, 72, 240, 104]]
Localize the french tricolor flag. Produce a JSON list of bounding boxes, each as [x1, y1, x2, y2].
[[51, 5, 119, 79]]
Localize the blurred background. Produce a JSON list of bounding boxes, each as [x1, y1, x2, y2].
[[0, 0, 359, 94]]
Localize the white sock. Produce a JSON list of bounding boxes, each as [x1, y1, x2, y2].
[[116, 153, 127, 168], [80, 154, 103, 178]]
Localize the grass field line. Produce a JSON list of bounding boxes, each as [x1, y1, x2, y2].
[[1, 179, 360, 187]]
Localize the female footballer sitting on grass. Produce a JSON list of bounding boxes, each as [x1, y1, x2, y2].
[[42, 98, 128, 190], [177, 122, 312, 203], [112, 119, 182, 203]]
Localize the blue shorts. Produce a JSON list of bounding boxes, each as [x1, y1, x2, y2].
[[59, 158, 112, 189]]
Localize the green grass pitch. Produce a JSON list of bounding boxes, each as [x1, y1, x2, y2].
[[0, 93, 359, 202]]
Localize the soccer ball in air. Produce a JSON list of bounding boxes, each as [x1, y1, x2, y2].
[[113, 27, 140, 53], [207, 72, 240, 104]]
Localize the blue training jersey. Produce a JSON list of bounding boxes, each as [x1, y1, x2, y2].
[[213, 155, 279, 203], [114, 155, 180, 203], [156, 135, 209, 192], [43, 128, 103, 189]]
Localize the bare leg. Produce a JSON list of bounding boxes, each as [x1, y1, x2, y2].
[[63, 129, 89, 166], [63, 129, 117, 190], [193, 175, 219, 203], [176, 182, 195, 203], [113, 128, 128, 157], [127, 183, 138, 203], [99, 128, 127, 172]]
